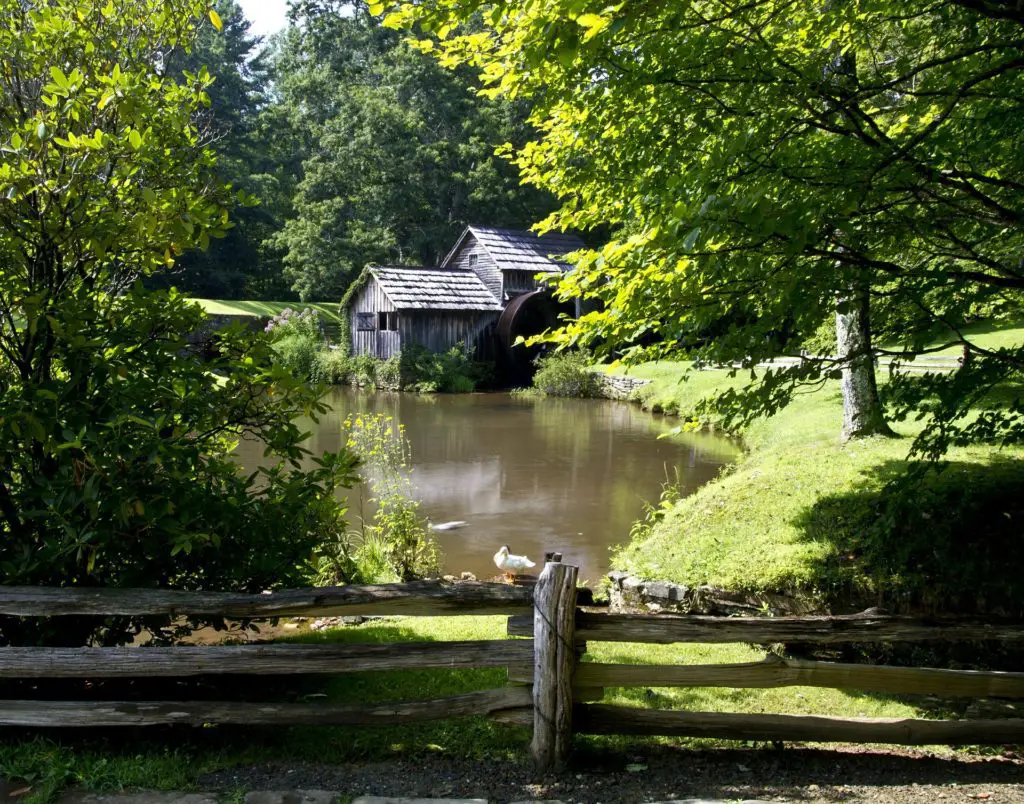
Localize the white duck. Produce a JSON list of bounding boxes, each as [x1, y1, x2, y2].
[[493, 544, 536, 582]]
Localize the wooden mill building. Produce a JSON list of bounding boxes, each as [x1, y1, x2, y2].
[[344, 226, 583, 360]]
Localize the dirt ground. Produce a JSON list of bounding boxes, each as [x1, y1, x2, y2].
[[197, 744, 1024, 802]]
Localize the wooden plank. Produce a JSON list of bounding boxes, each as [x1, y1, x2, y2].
[[0, 640, 533, 678], [576, 704, 1024, 745], [0, 581, 533, 618], [574, 657, 1024, 699], [531, 561, 578, 773], [0, 687, 533, 727], [490, 706, 533, 727], [507, 611, 1024, 644]]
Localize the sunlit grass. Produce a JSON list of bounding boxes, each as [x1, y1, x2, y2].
[[188, 298, 344, 323], [606, 359, 1024, 611]]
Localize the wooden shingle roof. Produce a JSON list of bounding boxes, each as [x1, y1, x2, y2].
[[368, 266, 502, 311], [441, 226, 583, 273]]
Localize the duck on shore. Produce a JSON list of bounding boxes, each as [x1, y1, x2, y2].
[[493, 544, 535, 582]]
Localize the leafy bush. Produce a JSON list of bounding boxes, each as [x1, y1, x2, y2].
[[310, 347, 352, 385], [399, 343, 483, 393], [274, 331, 320, 379], [532, 351, 600, 397], [352, 353, 378, 386], [268, 308, 324, 380], [0, 289, 361, 647], [343, 413, 441, 581], [377, 355, 403, 389]]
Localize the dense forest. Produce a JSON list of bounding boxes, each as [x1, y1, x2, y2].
[[164, 0, 554, 302]]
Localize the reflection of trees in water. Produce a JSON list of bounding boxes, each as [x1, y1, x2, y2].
[[234, 387, 739, 580]]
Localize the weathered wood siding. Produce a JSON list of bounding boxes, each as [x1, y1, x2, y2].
[[503, 269, 545, 296], [449, 240, 503, 300], [399, 311, 498, 354], [349, 278, 400, 358]]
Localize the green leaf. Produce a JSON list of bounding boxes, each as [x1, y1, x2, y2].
[[128, 129, 142, 150], [36, 122, 47, 140], [368, 3, 385, 14], [48, 66, 69, 88]]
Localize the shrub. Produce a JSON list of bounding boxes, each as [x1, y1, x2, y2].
[[311, 347, 352, 385], [268, 308, 324, 380], [274, 331, 320, 379], [532, 351, 600, 397], [0, 289, 361, 647], [348, 353, 374, 386], [342, 413, 442, 581], [377, 355, 403, 389], [399, 343, 483, 393]]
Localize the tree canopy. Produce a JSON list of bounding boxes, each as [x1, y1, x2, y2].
[[269, 0, 555, 300], [0, 0, 357, 646], [386, 0, 1024, 454]]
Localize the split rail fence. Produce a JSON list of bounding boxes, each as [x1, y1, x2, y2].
[[2, 560, 1024, 771]]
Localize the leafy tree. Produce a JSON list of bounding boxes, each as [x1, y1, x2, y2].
[[158, 0, 294, 299], [387, 0, 1024, 453], [0, 0, 358, 646], [270, 0, 554, 300]]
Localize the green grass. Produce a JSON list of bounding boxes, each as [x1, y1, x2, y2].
[[188, 299, 344, 324], [605, 358, 1024, 614], [0, 615, 944, 801], [890, 319, 1024, 358]]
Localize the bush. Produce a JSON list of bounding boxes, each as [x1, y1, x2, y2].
[[268, 308, 324, 380], [0, 289, 361, 647], [310, 347, 352, 385], [274, 331, 320, 379], [399, 343, 483, 393], [532, 351, 600, 397], [352, 353, 377, 386], [341, 413, 442, 582], [377, 355, 403, 389]]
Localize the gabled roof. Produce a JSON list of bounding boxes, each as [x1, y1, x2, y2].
[[365, 266, 502, 311], [440, 226, 584, 273]]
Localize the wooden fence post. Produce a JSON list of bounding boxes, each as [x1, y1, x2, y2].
[[531, 559, 578, 773]]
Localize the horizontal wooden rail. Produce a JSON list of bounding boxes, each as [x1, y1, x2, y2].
[[0, 640, 532, 678], [507, 611, 1024, 644], [576, 704, 1024, 744], [0, 581, 532, 618], [0, 686, 532, 727], [570, 657, 1024, 699]]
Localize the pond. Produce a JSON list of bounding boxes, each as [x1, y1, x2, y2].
[[234, 388, 740, 584]]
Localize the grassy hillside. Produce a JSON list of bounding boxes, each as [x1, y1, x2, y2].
[[606, 349, 1024, 615], [189, 298, 344, 324]]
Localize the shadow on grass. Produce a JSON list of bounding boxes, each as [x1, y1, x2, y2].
[[791, 455, 1024, 620]]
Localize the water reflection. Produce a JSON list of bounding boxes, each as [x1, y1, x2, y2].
[[234, 389, 739, 583]]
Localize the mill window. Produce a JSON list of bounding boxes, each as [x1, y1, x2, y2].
[[356, 312, 376, 331], [378, 311, 399, 331]]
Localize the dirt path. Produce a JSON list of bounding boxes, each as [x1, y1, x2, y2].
[[198, 745, 1024, 802]]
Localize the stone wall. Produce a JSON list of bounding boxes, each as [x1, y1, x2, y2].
[[591, 372, 651, 400], [606, 571, 823, 616]]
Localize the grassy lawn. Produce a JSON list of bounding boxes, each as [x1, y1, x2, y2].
[[605, 356, 1024, 615], [188, 299, 344, 324], [887, 319, 1024, 358], [0, 615, 940, 802]]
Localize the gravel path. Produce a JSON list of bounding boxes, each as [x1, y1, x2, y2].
[[198, 745, 1024, 802]]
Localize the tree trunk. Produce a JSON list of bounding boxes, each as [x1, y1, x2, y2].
[[835, 285, 894, 440]]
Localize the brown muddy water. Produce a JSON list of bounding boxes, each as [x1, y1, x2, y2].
[[234, 388, 739, 584]]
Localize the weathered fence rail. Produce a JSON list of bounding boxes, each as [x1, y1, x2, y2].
[[0, 580, 532, 618], [508, 610, 1024, 643], [2, 561, 1024, 772]]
